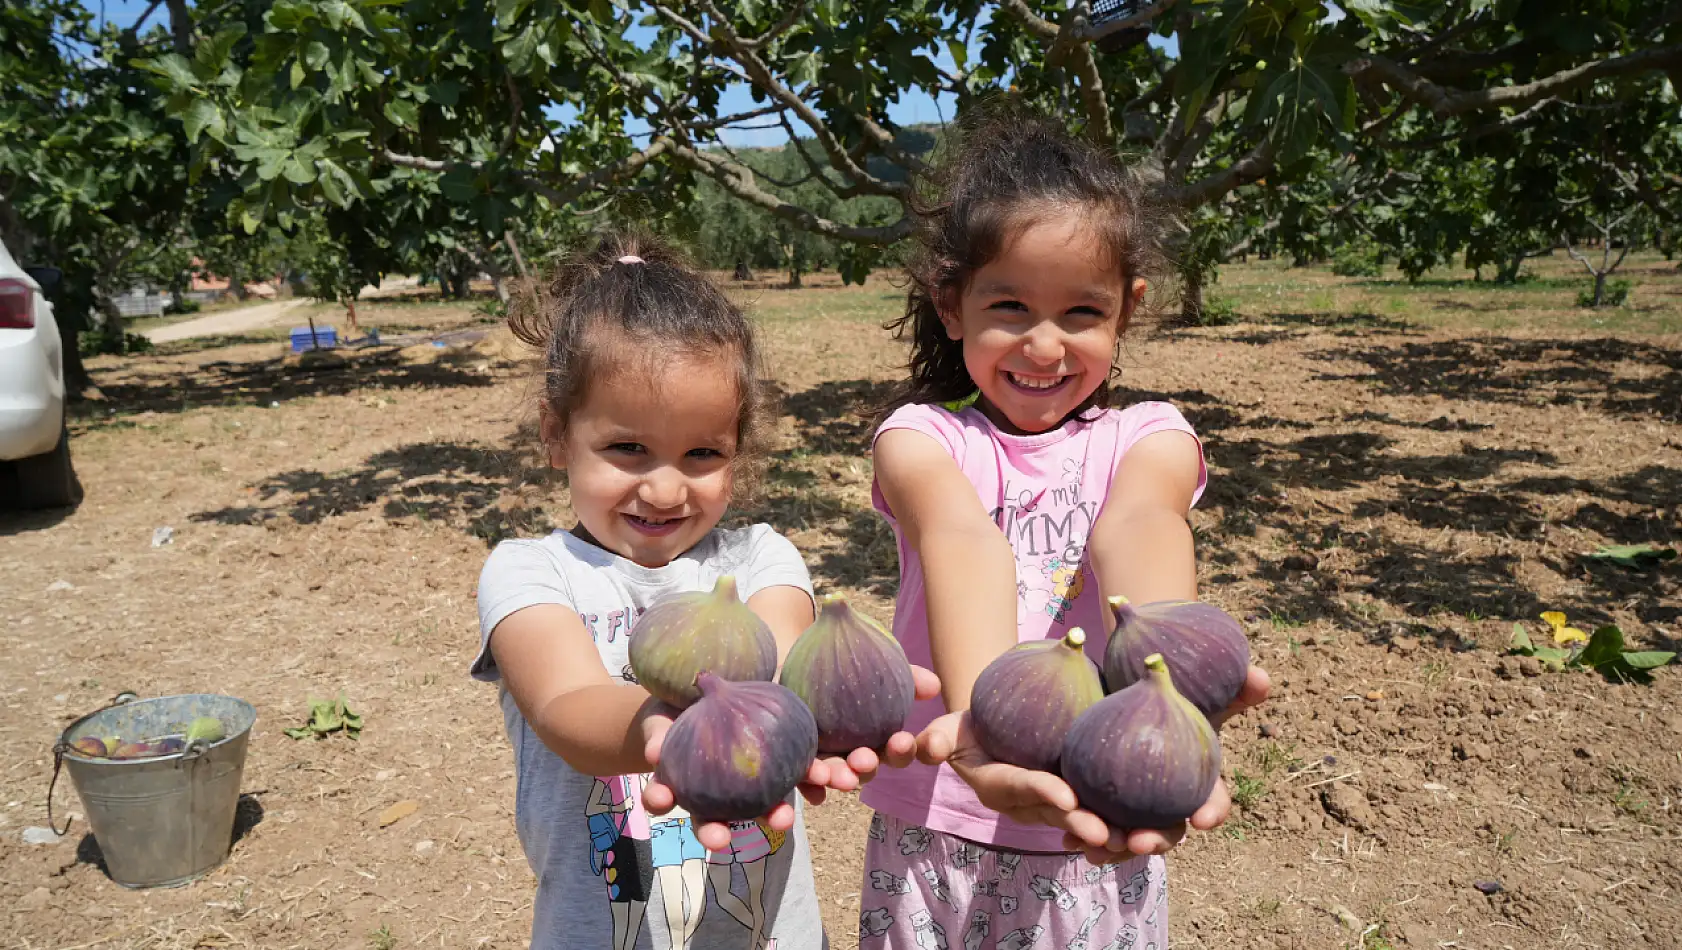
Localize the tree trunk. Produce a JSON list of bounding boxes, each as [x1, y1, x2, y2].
[[1292, 253, 1310, 268], [1592, 271, 1607, 307], [227, 262, 247, 301], [733, 260, 754, 282], [1498, 251, 1524, 284], [54, 307, 95, 400], [1181, 271, 1204, 324]]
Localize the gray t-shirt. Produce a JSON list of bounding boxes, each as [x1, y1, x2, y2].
[[473, 526, 827, 950]]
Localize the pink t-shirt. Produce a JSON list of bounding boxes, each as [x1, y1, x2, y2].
[[862, 400, 1207, 851]]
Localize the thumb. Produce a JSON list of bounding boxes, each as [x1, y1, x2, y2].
[[917, 712, 960, 766]]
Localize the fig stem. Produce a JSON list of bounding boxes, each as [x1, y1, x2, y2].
[[1108, 595, 1136, 626], [1063, 627, 1087, 649], [1144, 652, 1172, 685], [713, 576, 740, 601], [695, 670, 721, 695]]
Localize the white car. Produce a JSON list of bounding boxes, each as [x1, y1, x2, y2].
[[0, 238, 82, 509]]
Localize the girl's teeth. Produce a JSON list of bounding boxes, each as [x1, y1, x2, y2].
[[1012, 373, 1062, 390]]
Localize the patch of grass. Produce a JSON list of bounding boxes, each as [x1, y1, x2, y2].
[[1268, 611, 1303, 632], [369, 924, 397, 950], [1495, 828, 1518, 855], [1230, 770, 1268, 810], [1255, 741, 1302, 777], [1250, 896, 1282, 918], [1613, 781, 1649, 818], [1362, 927, 1396, 950], [1420, 656, 1451, 692]]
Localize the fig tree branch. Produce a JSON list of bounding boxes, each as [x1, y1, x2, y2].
[[668, 139, 912, 243], [1346, 44, 1682, 118], [1166, 140, 1275, 208], [656, 0, 907, 197], [741, 1, 809, 51]]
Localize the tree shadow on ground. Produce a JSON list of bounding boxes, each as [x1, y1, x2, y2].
[[76, 351, 496, 423], [190, 439, 555, 546], [780, 379, 900, 455], [1310, 336, 1682, 423]]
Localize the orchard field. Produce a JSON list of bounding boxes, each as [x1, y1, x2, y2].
[[2, 255, 1679, 950]]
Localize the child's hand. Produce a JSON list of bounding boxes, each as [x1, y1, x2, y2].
[[809, 664, 942, 795], [638, 665, 941, 851], [921, 663, 1272, 864]]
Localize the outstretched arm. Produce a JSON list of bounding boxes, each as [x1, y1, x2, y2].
[[489, 604, 665, 777], [873, 428, 1019, 712]]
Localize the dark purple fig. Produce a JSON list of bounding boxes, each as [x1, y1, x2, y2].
[[629, 576, 778, 709], [969, 627, 1106, 773], [1103, 596, 1250, 719], [1062, 653, 1222, 830], [655, 671, 819, 821], [777, 595, 915, 754]]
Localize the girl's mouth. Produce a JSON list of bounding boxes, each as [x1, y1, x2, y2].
[[1004, 371, 1074, 396], [623, 513, 686, 537]]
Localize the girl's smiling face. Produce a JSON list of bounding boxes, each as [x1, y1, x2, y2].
[[940, 215, 1143, 435], [545, 347, 740, 568]]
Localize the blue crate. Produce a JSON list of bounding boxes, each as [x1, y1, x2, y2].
[[289, 326, 338, 352]]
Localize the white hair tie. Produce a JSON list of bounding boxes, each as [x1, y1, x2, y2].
[[617, 255, 644, 265]]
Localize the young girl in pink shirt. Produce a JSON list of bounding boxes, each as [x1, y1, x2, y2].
[[861, 105, 1272, 949]]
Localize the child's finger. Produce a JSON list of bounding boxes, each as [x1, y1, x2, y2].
[[879, 730, 918, 770], [763, 800, 797, 830], [798, 782, 829, 807], [1122, 823, 1187, 856], [818, 756, 863, 792], [910, 665, 942, 701], [1188, 777, 1233, 831], [804, 758, 832, 790], [640, 714, 673, 768], [1050, 806, 1116, 851], [845, 747, 880, 784], [1210, 665, 1271, 730], [694, 822, 734, 852], [641, 779, 675, 816], [915, 712, 961, 765]]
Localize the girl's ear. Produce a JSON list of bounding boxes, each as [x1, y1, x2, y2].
[[538, 406, 568, 470], [935, 290, 965, 341], [1118, 277, 1147, 329]]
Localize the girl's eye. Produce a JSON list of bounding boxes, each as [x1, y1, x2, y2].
[[986, 299, 1028, 313], [686, 447, 725, 460], [606, 442, 645, 454], [1067, 306, 1107, 319]]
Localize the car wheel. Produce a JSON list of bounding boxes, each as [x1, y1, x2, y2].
[[8, 423, 84, 509]]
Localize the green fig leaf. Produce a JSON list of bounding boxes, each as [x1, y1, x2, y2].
[[1588, 543, 1677, 568], [1510, 622, 1536, 654], [1619, 651, 1676, 670], [1574, 625, 1627, 669], [1532, 647, 1569, 671]]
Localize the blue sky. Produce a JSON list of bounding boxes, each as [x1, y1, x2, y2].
[[92, 1, 1174, 147]]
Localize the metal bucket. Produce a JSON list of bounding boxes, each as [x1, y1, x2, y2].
[[50, 693, 256, 889]]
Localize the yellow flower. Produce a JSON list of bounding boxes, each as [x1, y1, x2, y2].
[[1542, 611, 1588, 645]]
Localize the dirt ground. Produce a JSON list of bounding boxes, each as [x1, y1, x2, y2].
[[2, 260, 1679, 950]]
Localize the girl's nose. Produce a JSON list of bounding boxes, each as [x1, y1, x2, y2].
[[638, 467, 688, 509], [1021, 322, 1066, 365]]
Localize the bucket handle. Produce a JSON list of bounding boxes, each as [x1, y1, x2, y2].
[[47, 691, 139, 836]]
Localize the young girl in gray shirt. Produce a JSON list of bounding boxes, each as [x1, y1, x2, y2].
[[471, 230, 932, 950]]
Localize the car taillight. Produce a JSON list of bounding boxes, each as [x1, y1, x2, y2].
[[0, 278, 34, 330]]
